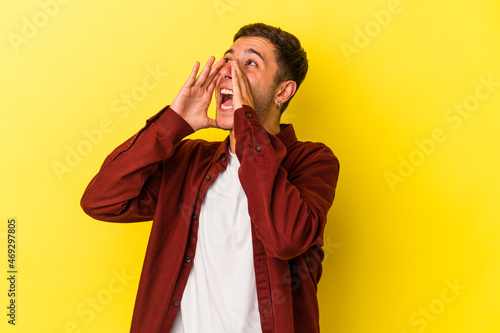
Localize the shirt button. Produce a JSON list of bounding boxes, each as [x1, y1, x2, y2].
[[255, 146, 261, 152], [222, 156, 226, 162], [185, 257, 192, 263], [246, 112, 252, 118], [261, 302, 271, 315], [192, 214, 197, 221], [129, 140, 134, 144], [205, 175, 211, 181], [174, 301, 180, 307]]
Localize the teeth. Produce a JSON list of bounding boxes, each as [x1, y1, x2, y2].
[[221, 88, 233, 95], [221, 105, 233, 110]]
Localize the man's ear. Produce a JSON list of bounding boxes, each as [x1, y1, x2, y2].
[[275, 80, 297, 105]]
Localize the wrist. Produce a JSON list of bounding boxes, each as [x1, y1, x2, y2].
[[152, 106, 195, 142]]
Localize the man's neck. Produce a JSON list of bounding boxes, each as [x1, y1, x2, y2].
[[229, 131, 236, 154]]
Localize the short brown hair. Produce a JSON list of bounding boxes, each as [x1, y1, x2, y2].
[[234, 23, 308, 113]]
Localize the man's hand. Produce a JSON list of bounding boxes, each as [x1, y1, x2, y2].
[[231, 61, 255, 111], [170, 56, 225, 131]]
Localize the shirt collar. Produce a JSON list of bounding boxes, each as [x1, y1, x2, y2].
[[276, 123, 297, 149], [213, 136, 231, 164], [213, 123, 298, 162]]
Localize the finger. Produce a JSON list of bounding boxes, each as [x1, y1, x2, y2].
[[231, 62, 253, 108], [231, 63, 242, 108], [234, 61, 251, 89], [208, 73, 221, 96], [232, 62, 248, 94], [215, 71, 223, 88], [211, 73, 223, 107], [183, 61, 200, 87], [231, 61, 239, 87], [204, 58, 226, 88], [194, 56, 216, 86]]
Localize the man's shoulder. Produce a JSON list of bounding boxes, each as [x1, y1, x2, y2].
[[288, 139, 338, 161], [283, 138, 339, 174], [278, 124, 336, 159]]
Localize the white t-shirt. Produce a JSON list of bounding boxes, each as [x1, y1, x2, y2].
[[170, 150, 262, 333]]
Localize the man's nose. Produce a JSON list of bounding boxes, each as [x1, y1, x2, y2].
[[220, 61, 232, 79]]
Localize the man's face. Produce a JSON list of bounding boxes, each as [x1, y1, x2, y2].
[[215, 36, 280, 130]]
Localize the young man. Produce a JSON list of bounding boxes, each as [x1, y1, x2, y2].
[[81, 23, 339, 333]]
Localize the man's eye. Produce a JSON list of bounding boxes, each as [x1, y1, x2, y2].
[[224, 58, 231, 63], [246, 60, 257, 66]]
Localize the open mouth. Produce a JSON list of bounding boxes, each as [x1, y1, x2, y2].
[[220, 88, 233, 111]]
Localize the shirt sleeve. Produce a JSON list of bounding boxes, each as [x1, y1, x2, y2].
[[233, 105, 340, 260], [80, 106, 194, 222]]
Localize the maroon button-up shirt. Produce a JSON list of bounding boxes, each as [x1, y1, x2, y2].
[[81, 105, 339, 332]]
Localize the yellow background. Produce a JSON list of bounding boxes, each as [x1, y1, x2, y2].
[[1, 0, 499, 332]]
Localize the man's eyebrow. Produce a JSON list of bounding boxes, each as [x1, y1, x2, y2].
[[224, 48, 265, 62]]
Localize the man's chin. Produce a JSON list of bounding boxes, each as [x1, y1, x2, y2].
[[215, 111, 234, 130], [215, 119, 233, 131]]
